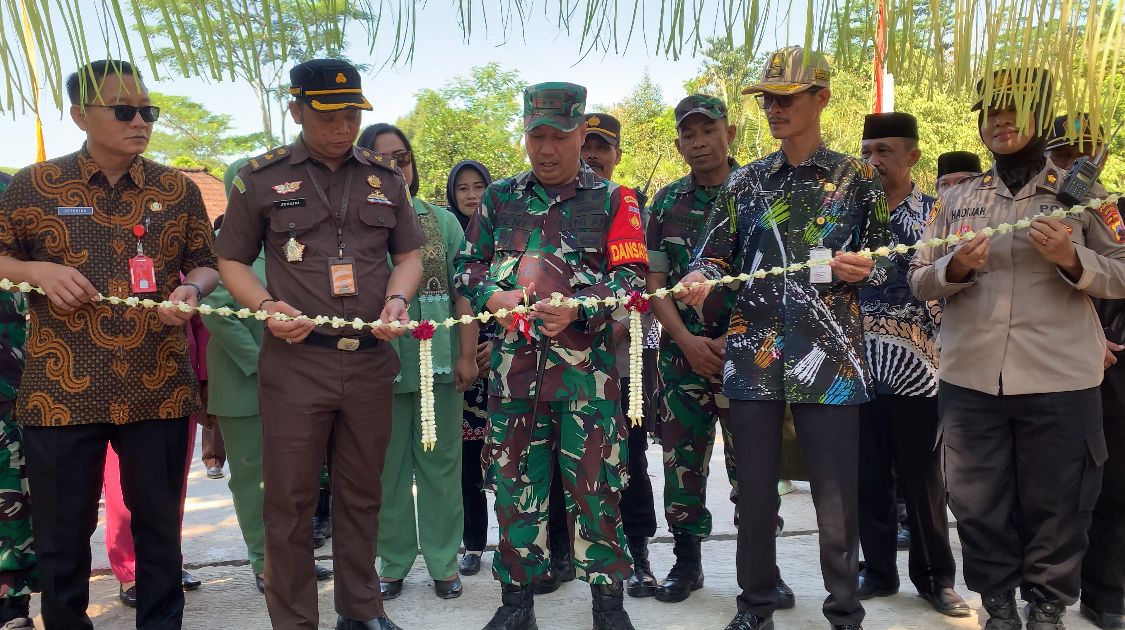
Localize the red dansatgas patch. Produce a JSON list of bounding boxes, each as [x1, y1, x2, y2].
[[608, 186, 648, 267]]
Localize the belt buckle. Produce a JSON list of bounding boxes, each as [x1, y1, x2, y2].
[[336, 337, 361, 352]]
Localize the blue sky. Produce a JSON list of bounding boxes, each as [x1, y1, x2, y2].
[[0, 2, 806, 168]]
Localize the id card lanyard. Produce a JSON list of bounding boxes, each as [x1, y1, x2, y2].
[[129, 218, 158, 293], [304, 164, 358, 296]]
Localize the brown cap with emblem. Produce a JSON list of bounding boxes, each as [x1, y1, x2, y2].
[[584, 113, 621, 146], [289, 59, 372, 112], [742, 46, 831, 96]]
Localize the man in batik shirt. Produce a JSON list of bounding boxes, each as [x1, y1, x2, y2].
[[681, 46, 892, 630]]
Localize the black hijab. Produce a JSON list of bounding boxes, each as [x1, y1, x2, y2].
[[446, 160, 493, 230]]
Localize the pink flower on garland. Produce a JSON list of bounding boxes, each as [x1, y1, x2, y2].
[[625, 291, 650, 314], [413, 320, 436, 340]]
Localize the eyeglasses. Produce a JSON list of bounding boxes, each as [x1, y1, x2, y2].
[[84, 104, 161, 123], [755, 88, 821, 111], [389, 150, 412, 167]]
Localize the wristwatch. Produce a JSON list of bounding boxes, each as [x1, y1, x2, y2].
[[385, 294, 408, 307]]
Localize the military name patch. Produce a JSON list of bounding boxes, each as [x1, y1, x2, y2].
[[948, 207, 988, 221], [57, 206, 93, 216], [273, 198, 307, 209]]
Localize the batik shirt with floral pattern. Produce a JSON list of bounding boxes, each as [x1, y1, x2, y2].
[[859, 185, 940, 397], [691, 145, 892, 405]]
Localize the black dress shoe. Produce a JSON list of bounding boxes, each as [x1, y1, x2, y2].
[[118, 583, 137, 608], [255, 574, 265, 594], [315, 564, 333, 581], [336, 615, 402, 630], [380, 579, 403, 600], [460, 553, 482, 576], [723, 611, 773, 630], [436, 576, 463, 599], [775, 567, 795, 609], [1082, 602, 1125, 629], [855, 571, 898, 600], [833, 625, 864, 629], [920, 588, 971, 617], [181, 569, 202, 591]]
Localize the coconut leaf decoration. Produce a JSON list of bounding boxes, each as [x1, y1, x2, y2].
[[0, 0, 1122, 136]]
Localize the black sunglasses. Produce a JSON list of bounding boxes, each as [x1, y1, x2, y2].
[[84, 104, 161, 123], [390, 150, 412, 167], [755, 88, 822, 110]]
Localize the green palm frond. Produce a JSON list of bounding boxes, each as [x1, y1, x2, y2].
[[0, 0, 1121, 128]]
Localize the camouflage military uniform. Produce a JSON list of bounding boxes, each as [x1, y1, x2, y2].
[[0, 175, 36, 599], [454, 162, 648, 586], [646, 166, 738, 538]]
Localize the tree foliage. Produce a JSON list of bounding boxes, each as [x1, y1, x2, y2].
[[396, 64, 527, 203], [145, 91, 267, 177]]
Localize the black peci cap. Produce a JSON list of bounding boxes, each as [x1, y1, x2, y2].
[[937, 151, 982, 178], [862, 112, 919, 140]]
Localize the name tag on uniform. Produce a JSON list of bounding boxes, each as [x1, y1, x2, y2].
[[810, 246, 833, 284], [57, 206, 93, 216], [329, 257, 358, 297], [273, 198, 307, 210]]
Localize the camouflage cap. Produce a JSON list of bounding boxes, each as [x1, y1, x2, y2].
[[674, 95, 729, 127], [742, 46, 831, 96], [524, 82, 587, 132]]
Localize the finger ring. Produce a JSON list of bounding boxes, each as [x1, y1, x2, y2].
[[285, 339, 292, 344], [1041, 237, 1049, 246], [977, 258, 985, 263]]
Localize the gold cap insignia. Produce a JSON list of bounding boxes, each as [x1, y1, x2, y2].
[[588, 115, 601, 127], [982, 173, 993, 186], [367, 175, 382, 189], [335, 72, 347, 84]]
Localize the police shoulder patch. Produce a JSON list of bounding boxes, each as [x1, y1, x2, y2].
[[925, 198, 943, 227], [1094, 202, 1125, 243]]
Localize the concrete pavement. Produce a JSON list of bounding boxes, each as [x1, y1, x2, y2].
[[31, 427, 1101, 630]]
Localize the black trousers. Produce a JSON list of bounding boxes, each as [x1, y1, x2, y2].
[[730, 400, 863, 626], [23, 418, 189, 630], [1082, 413, 1125, 614], [547, 378, 657, 556], [940, 382, 1105, 604], [462, 438, 489, 552], [858, 395, 956, 593]]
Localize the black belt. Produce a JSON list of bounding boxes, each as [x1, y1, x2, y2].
[[303, 331, 380, 352]]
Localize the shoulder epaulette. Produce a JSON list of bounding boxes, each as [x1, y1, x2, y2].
[[358, 148, 403, 176], [247, 145, 292, 172]]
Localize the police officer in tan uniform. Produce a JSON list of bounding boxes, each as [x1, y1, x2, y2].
[[215, 59, 424, 630], [910, 69, 1125, 630]]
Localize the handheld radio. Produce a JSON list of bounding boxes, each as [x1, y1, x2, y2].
[[1058, 121, 1121, 207]]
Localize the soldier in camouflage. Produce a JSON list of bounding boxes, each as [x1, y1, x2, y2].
[[0, 173, 36, 630], [454, 82, 648, 630]]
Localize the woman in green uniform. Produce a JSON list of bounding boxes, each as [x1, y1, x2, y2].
[[358, 124, 479, 600]]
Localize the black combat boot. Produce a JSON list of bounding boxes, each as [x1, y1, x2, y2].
[[548, 528, 575, 583], [1027, 599, 1067, 630], [483, 584, 537, 630], [591, 582, 635, 630], [312, 487, 332, 549], [625, 535, 657, 597], [654, 532, 703, 603], [982, 591, 1023, 630]]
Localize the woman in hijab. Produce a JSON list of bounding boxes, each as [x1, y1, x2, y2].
[[357, 124, 479, 601], [444, 160, 494, 576], [910, 69, 1125, 630]]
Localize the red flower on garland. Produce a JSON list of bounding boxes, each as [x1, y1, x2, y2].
[[625, 291, 650, 314], [412, 320, 436, 340]]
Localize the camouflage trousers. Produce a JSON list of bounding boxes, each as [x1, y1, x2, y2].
[[0, 404, 35, 598], [485, 396, 632, 585], [657, 344, 737, 538]]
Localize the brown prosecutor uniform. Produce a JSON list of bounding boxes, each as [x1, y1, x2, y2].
[[215, 138, 424, 628]]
